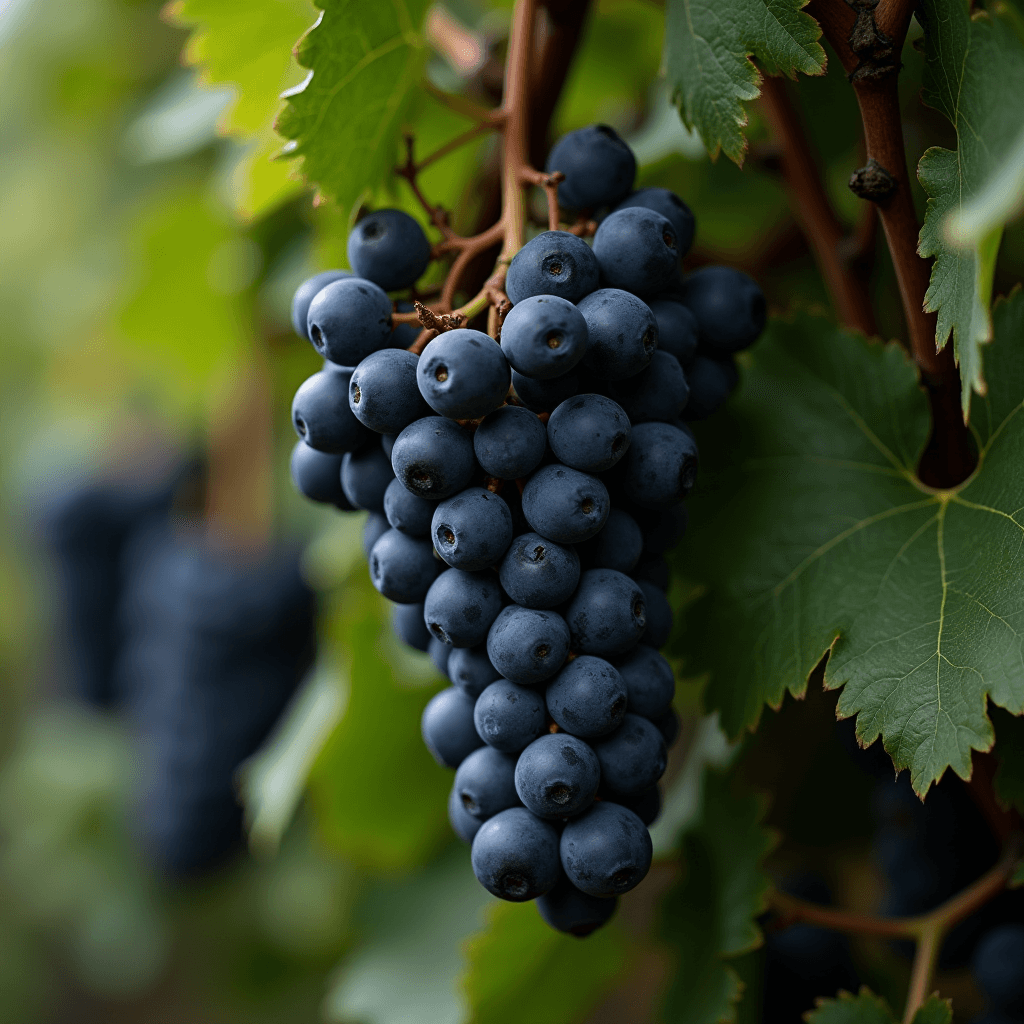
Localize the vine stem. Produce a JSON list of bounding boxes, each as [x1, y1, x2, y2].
[[758, 74, 877, 336], [767, 834, 1023, 1020], [807, 0, 974, 487]]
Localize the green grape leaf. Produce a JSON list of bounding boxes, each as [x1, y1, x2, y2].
[[659, 769, 773, 1024], [307, 571, 449, 869], [461, 900, 630, 1024], [275, 0, 430, 217], [992, 705, 1024, 814], [917, 0, 1024, 413], [807, 991, 950, 1024], [679, 292, 1024, 796], [169, 0, 317, 219], [663, 0, 826, 164]]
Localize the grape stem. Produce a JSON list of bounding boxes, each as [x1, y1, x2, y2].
[[394, 0, 558, 344], [757, 74, 877, 337], [807, 0, 975, 489], [765, 833, 1023, 1022]]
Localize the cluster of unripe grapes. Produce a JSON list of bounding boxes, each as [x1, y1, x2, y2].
[[288, 123, 765, 936]]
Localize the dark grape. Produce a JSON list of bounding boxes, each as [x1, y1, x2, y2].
[[614, 644, 674, 719], [423, 568, 503, 648], [638, 579, 673, 648], [521, 464, 610, 544], [392, 602, 431, 652], [560, 801, 652, 897], [471, 807, 561, 901], [682, 355, 738, 420], [473, 679, 547, 753], [473, 405, 547, 480], [593, 206, 679, 297], [511, 368, 580, 413], [449, 784, 483, 844], [421, 687, 482, 768], [505, 230, 600, 305], [545, 124, 636, 211], [432, 487, 513, 571], [514, 733, 600, 819], [547, 393, 631, 473], [362, 511, 389, 557], [577, 288, 657, 379], [680, 265, 766, 356], [454, 745, 521, 821], [306, 277, 392, 366], [368, 529, 439, 603], [292, 364, 372, 453], [291, 269, 351, 340], [613, 350, 689, 424], [647, 298, 699, 367], [564, 568, 647, 657], [620, 422, 699, 509], [448, 645, 502, 699], [500, 294, 589, 380], [391, 416, 476, 500], [486, 605, 571, 685], [591, 714, 667, 796], [536, 877, 618, 937], [545, 655, 627, 737], [577, 507, 643, 573], [289, 442, 351, 508], [417, 329, 510, 420], [428, 636, 452, 679], [349, 348, 430, 435], [614, 187, 695, 257], [498, 532, 580, 609], [347, 209, 431, 292], [383, 477, 436, 537], [340, 443, 395, 513]]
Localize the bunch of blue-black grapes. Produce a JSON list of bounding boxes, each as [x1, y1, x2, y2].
[[288, 124, 765, 936]]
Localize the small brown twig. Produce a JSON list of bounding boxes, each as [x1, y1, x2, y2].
[[567, 215, 598, 237], [424, 81, 500, 124], [758, 74, 877, 336], [522, 167, 564, 230], [807, 0, 974, 487], [768, 834, 1023, 1022], [396, 135, 460, 241]]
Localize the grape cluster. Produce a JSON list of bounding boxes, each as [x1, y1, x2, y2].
[[288, 123, 765, 935]]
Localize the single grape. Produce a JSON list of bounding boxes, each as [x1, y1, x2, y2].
[[613, 350, 689, 424], [368, 529, 440, 603], [306, 277, 392, 366], [392, 602, 431, 652], [505, 230, 600, 305], [391, 416, 476, 500], [536, 877, 618, 937], [521, 464, 610, 544], [614, 187, 695, 257], [621, 422, 699, 510], [432, 488, 513, 571], [577, 508, 643, 574], [421, 687, 484, 768], [428, 636, 452, 679], [638, 579, 673, 648], [591, 714, 666, 796], [290, 269, 351, 340], [417, 329, 510, 420], [564, 568, 647, 657], [289, 442, 351, 508], [473, 679, 547, 753], [423, 568, 503, 647], [349, 348, 430, 435], [560, 801, 652, 897], [454, 745, 520, 820], [473, 406, 547, 480], [647, 299, 699, 367], [545, 124, 636, 211], [486, 605, 570, 686], [500, 294, 589, 380], [972, 925, 1024, 1012], [511, 368, 581, 413], [623, 785, 662, 827], [347, 209, 431, 292], [682, 355, 738, 420], [614, 645, 674, 719], [383, 477, 436, 537], [631, 553, 670, 590], [498, 532, 580, 609], [362, 511, 389, 557], [292, 364, 372, 454], [448, 645, 502, 699], [340, 443, 395, 513], [514, 733, 600, 819], [651, 706, 680, 747], [680, 266, 766, 356], [545, 655, 627, 737], [547, 394, 631, 473], [577, 288, 657, 379], [449, 784, 482, 844], [471, 807, 561, 901], [593, 206, 679, 297]]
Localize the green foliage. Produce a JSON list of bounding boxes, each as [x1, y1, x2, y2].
[[170, 0, 317, 218], [808, 991, 951, 1024], [663, 0, 825, 163], [659, 770, 773, 1024], [462, 900, 630, 1024], [308, 570, 450, 869], [917, 0, 1024, 412], [681, 293, 1024, 795], [276, 0, 431, 220]]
